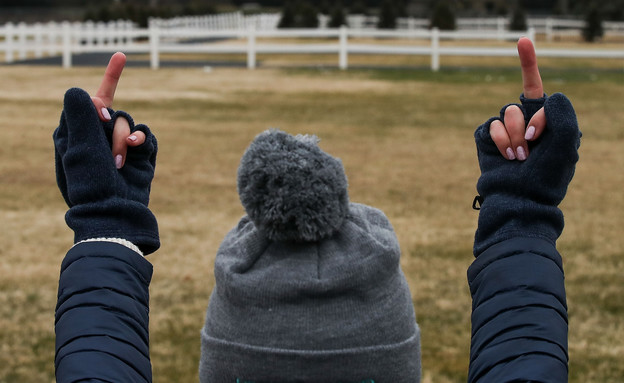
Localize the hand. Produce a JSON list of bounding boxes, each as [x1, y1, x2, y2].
[[472, 38, 581, 256], [91, 52, 146, 169], [53, 85, 159, 254], [490, 37, 547, 161]]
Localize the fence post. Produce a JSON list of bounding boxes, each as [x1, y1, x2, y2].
[[107, 21, 115, 45], [18, 22, 27, 60], [34, 22, 43, 58], [62, 21, 72, 69], [528, 27, 536, 45], [125, 20, 134, 45], [149, 21, 160, 70], [546, 17, 554, 42], [85, 20, 94, 48], [5, 22, 15, 63], [339, 25, 348, 70], [431, 27, 440, 72], [497, 17, 505, 40], [44, 21, 54, 56], [247, 24, 256, 69]]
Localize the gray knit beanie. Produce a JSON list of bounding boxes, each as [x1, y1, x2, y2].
[[200, 130, 421, 383]]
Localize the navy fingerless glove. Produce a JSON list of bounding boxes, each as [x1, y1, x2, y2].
[[54, 88, 159, 254], [473, 93, 581, 256]]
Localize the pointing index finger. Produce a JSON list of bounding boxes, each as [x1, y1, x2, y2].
[[95, 52, 127, 108], [517, 37, 543, 99]]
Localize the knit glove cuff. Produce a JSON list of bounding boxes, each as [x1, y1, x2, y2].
[[473, 93, 581, 256], [54, 88, 159, 254]]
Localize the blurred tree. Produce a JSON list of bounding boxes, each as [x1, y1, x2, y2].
[[278, 1, 296, 27], [395, 0, 408, 17], [278, 1, 318, 28], [603, 0, 624, 20], [377, 0, 397, 29], [299, 1, 319, 27], [509, 5, 528, 31], [182, 1, 217, 15], [494, 3, 509, 16], [83, 7, 97, 21], [96, 6, 112, 22], [136, 7, 150, 27], [125, 3, 138, 21], [553, 0, 568, 15], [582, 5, 603, 41], [568, 0, 621, 20], [430, 1, 456, 30], [328, 4, 347, 27], [350, 0, 368, 15], [318, 0, 331, 15], [519, 0, 557, 12]]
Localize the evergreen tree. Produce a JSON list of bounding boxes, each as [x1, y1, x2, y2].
[[583, 6, 604, 42], [83, 8, 97, 21], [430, 1, 456, 30], [350, 0, 368, 15], [509, 6, 528, 31], [329, 5, 347, 28], [136, 7, 150, 28], [278, 1, 318, 29], [378, 0, 397, 29], [605, 0, 624, 20], [97, 6, 112, 22], [299, 1, 319, 28], [395, 0, 408, 17], [318, 0, 331, 15], [278, 2, 296, 28]]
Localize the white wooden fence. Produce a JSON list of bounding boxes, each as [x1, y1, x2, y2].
[[148, 13, 624, 42], [1, 18, 623, 71], [328, 15, 624, 41], [149, 11, 281, 31], [0, 20, 138, 66]]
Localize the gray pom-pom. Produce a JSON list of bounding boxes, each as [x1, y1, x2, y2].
[[238, 129, 349, 242]]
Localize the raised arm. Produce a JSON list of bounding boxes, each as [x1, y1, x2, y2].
[[53, 54, 159, 382], [468, 38, 581, 382]]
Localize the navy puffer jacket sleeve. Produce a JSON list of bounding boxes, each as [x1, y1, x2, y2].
[[467, 237, 568, 382], [55, 241, 153, 383]]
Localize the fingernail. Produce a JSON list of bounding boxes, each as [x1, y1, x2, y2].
[[506, 147, 516, 160], [115, 154, 123, 169], [525, 125, 536, 140], [128, 135, 138, 142], [101, 108, 111, 121], [517, 146, 527, 161]]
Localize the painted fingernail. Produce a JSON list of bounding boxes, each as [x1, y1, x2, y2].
[[506, 147, 516, 160], [128, 135, 138, 142], [101, 107, 111, 121], [525, 125, 536, 140], [517, 146, 527, 161], [115, 154, 123, 169]]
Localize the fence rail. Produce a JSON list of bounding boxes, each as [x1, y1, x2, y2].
[[1, 19, 623, 71], [149, 13, 624, 41], [149, 11, 281, 32], [327, 15, 624, 41]]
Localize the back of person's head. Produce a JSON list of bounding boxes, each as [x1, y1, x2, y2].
[[200, 130, 421, 382]]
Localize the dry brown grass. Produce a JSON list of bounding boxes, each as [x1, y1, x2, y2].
[[0, 57, 622, 382]]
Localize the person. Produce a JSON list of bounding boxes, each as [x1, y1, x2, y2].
[[53, 37, 580, 382]]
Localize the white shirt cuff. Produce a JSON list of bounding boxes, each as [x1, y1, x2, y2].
[[73, 237, 144, 257]]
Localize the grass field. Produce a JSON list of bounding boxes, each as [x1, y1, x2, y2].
[[0, 53, 623, 382]]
